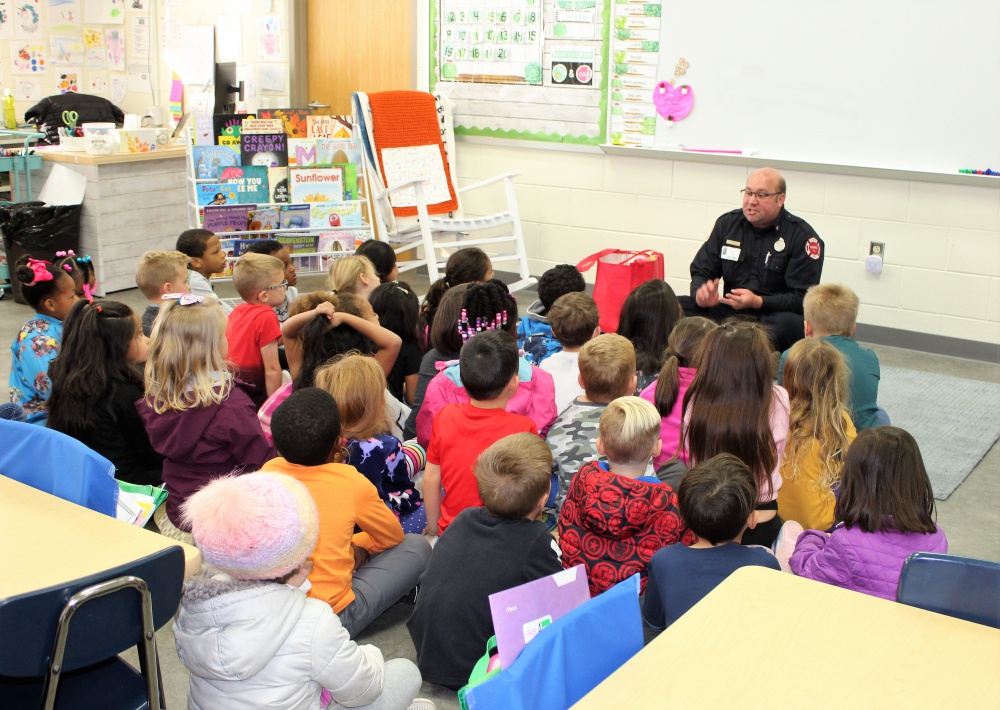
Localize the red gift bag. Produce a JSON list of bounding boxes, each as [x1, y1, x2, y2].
[[576, 249, 665, 333]]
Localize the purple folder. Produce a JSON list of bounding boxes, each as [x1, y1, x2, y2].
[[488, 564, 591, 670]]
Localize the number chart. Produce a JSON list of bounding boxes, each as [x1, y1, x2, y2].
[[439, 0, 545, 85]]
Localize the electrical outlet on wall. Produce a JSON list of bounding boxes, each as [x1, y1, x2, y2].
[[866, 242, 885, 275], [869, 242, 885, 259]]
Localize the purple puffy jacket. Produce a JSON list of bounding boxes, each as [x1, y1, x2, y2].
[[790, 522, 948, 601]]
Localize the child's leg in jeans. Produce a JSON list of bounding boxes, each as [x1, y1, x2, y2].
[[337, 534, 433, 638], [325, 658, 423, 710]]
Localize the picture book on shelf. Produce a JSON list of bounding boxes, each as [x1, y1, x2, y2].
[[280, 204, 311, 230], [268, 167, 290, 203], [258, 108, 311, 139], [220, 165, 270, 204], [290, 166, 344, 203], [277, 233, 318, 253], [241, 133, 288, 168], [316, 137, 363, 168], [247, 208, 281, 232], [306, 115, 335, 138], [241, 118, 284, 135], [214, 113, 255, 148], [193, 146, 240, 180], [310, 201, 364, 229], [196, 182, 239, 207], [204, 204, 256, 233], [194, 115, 214, 146], [288, 138, 317, 167], [218, 237, 238, 276]]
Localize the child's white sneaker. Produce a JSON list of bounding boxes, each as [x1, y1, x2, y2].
[[772, 520, 804, 572], [406, 700, 437, 710]]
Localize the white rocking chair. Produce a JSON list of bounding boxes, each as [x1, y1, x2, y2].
[[352, 90, 536, 294]]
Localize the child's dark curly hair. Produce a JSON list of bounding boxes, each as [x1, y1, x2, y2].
[[459, 279, 519, 342], [536, 264, 585, 311], [418, 248, 492, 337], [14, 256, 71, 310]]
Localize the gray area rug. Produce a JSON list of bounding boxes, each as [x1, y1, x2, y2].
[[878, 366, 1000, 500]]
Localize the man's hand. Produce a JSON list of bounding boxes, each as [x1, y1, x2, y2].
[[695, 278, 721, 308], [720, 288, 763, 310]]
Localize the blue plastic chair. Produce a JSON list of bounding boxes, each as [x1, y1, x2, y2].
[[897, 552, 1000, 629], [0, 546, 185, 709]]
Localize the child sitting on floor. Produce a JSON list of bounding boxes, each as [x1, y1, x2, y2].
[[418, 248, 493, 340], [370, 281, 423, 406], [54, 250, 97, 301], [263, 387, 431, 639], [408, 433, 563, 689], [329, 254, 379, 300], [174, 471, 430, 710], [540, 291, 600, 414], [176, 228, 231, 312], [134, 249, 189, 336], [356, 239, 399, 283], [559, 396, 693, 596], [517, 263, 586, 365], [8, 257, 79, 424], [245, 239, 300, 323], [790, 426, 947, 601], [616, 280, 684, 393], [643, 454, 781, 632]]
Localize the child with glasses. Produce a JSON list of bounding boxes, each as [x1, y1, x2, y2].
[[226, 252, 287, 409]]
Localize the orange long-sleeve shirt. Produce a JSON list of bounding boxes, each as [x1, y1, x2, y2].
[[262, 457, 404, 612]]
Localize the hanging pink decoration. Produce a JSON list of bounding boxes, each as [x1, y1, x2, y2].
[[653, 81, 695, 122]]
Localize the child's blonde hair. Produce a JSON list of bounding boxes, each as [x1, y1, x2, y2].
[[474, 433, 552, 519], [328, 255, 376, 295], [600, 396, 661, 465], [233, 252, 284, 301], [803, 283, 860, 337], [578, 334, 636, 402], [136, 250, 189, 300], [781, 338, 853, 494], [144, 299, 231, 414], [313, 353, 391, 440]]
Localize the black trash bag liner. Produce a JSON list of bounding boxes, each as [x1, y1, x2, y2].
[[0, 201, 82, 304]]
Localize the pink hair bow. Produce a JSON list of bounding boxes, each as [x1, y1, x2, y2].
[[83, 281, 99, 304], [55, 250, 76, 258], [162, 292, 205, 305], [25, 258, 53, 285]]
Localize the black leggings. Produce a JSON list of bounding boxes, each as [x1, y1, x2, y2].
[[741, 501, 782, 548]]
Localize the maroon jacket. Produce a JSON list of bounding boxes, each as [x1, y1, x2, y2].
[[558, 461, 695, 595], [137, 381, 276, 530]]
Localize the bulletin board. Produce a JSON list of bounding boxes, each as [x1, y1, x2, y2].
[[606, 0, 1000, 173], [430, 0, 610, 145]]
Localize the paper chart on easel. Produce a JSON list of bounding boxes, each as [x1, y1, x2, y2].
[[438, 0, 544, 85]]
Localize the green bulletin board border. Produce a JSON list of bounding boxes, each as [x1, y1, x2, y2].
[[429, 0, 609, 146]]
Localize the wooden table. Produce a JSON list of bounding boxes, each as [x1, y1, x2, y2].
[[573, 566, 1000, 709], [0, 475, 201, 599]]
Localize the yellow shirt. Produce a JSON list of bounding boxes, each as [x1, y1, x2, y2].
[[777, 413, 857, 531], [262, 457, 404, 612]]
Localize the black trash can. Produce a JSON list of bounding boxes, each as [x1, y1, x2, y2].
[[0, 201, 82, 304]]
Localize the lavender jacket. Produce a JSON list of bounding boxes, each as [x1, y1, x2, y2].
[[790, 523, 948, 601]]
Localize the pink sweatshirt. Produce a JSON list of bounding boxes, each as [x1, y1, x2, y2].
[[639, 365, 697, 466]]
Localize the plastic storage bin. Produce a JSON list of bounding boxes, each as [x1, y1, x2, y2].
[[83, 123, 116, 155]]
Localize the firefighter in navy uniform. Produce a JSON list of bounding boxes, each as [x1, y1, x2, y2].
[[679, 168, 824, 352]]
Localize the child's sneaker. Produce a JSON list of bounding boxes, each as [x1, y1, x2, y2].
[[407, 700, 437, 710], [772, 520, 803, 572]]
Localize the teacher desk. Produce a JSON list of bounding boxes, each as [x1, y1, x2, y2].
[[573, 566, 1000, 709]]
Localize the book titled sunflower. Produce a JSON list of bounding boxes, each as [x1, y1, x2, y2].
[[289, 166, 345, 203]]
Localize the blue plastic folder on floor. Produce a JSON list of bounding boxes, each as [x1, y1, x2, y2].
[[460, 574, 643, 710]]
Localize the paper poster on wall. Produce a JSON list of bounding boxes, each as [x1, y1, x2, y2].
[[84, 0, 124, 24], [215, 14, 241, 62], [48, 0, 82, 32], [13, 0, 42, 38], [438, 0, 544, 85], [83, 26, 105, 66], [49, 35, 84, 65], [551, 0, 596, 40], [11, 42, 46, 73], [550, 47, 594, 87], [257, 15, 280, 59], [104, 27, 124, 69], [58, 71, 78, 92], [127, 0, 146, 9], [110, 72, 125, 102], [87, 68, 108, 96], [258, 63, 285, 92], [169, 24, 213, 84], [126, 59, 147, 92], [0, 2, 13, 40], [14, 77, 39, 100], [129, 14, 148, 55]]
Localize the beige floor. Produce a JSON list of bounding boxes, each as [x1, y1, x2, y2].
[[3, 272, 998, 709]]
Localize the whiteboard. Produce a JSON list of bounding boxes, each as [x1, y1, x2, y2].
[[616, 0, 1000, 172]]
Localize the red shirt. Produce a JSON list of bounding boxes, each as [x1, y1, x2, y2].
[[426, 403, 538, 533], [226, 303, 281, 407]]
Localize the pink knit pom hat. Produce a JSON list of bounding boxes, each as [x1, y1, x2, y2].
[[181, 472, 319, 580]]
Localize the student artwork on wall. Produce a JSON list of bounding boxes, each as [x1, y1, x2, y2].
[[87, 69, 107, 96], [49, 0, 83, 33], [58, 71, 78, 92], [84, 0, 124, 25], [83, 26, 105, 66], [438, 0, 544, 85], [104, 26, 123, 69], [10, 42, 46, 73], [257, 15, 280, 60], [13, 0, 42, 38], [14, 76, 39, 100], [0, 2, 13, 40], [49, 34, 84, 65], [110, 72, 124, 102]]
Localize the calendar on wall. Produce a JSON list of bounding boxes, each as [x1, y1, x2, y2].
[[438, 0, 545, 85]]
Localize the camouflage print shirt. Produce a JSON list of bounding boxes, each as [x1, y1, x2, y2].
[[546, 399, 608, 513]]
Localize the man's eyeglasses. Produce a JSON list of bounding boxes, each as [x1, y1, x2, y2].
[[264, 280, 289, 291], [741, 189, 782, 200]]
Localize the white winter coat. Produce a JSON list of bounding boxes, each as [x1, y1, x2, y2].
[[173, 572, 385, 710]]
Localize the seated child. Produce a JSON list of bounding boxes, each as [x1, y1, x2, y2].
[[415, 280, 557, 448], [175, 471, 428, 710], [54, 250, 97, 301], [134, 249, 189, 336], [559, 397, 693, 596], [370, 281, 423, 405], [8, 257, 79, 424], [547, 333, 637, 513], [356, 239, 399, 283], [418, 248, 493, 338], [422, 329, 539, 536], [540, 291, 600, 414], [778, 338, 857, 531], [329, 254, 379, 300], [517, 264, 586, 365], [640, 317, 717, 467], [790, 426, 947, 601], [408, 433, 563, 689], [617, 280, 683, 393], [245, 239, 300, 322], [225, 252, 286, 408], [778, 283, 882, 429], [643, 454, 781, 631], [176, 228, 231, 312], [263, 387, 431, 638]]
